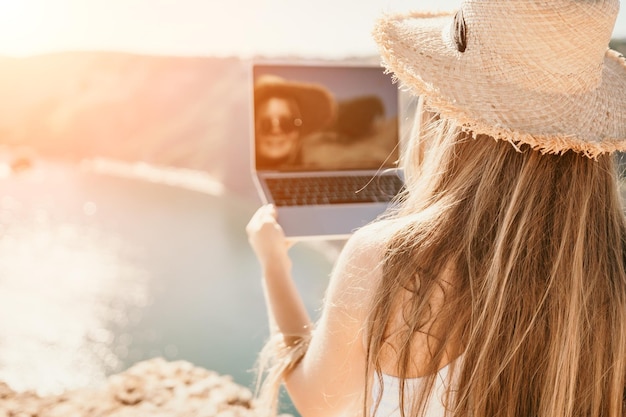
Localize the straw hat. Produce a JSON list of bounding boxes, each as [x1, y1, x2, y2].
[[254, 75, 336, 135], [373, 0, 626, 158]]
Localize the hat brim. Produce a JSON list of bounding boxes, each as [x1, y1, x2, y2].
[[373, 12, 626, 157], [254, 81, 336, 135]]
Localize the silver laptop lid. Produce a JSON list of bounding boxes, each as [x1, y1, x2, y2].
[[251, 62, 400, 173]]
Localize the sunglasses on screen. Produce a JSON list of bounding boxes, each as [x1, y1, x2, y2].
[[257, 116, 303, 135]]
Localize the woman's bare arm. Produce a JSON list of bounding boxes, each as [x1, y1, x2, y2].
[[246, 204, 312, 344], [247, 204, 385, 417]]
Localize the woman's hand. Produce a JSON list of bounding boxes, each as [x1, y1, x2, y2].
[[246, 205, 292, 267]]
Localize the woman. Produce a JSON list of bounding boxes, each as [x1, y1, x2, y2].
[[254, 75, 336, 169], [247, 1, 626, 416]]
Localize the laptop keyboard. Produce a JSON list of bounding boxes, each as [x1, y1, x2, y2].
[[266, 174, 404, 206]]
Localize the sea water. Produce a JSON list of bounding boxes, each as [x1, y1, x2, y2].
[[0, 158, 337, 404]]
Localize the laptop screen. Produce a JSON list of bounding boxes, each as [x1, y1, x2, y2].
[[252, 63, 400, 172]]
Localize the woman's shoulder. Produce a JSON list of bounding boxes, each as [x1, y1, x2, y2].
[[352, 217, 407, 250], [331, 219, 401, 283], [343, 220, 394, 259], [322, 220, 398, 327]]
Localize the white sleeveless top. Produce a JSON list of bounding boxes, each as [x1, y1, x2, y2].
[[371, 361, 457, 417]]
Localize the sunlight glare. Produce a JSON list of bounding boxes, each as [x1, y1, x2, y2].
[[0, 0, 49, 56], [0, 196, 150, 394], [0, 0, 92, 56]]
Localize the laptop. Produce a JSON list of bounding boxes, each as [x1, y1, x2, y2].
[[250, 61, 404, 240]]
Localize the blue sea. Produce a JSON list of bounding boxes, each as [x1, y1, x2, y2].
[[0, 157, 339, 400]]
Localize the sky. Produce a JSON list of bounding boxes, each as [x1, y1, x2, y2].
[[0, 0, 625, 58]]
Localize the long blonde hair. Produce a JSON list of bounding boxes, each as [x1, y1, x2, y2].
[[366, 98, 626, 417]]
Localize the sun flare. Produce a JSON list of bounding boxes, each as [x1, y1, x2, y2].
[[0, 0, 60, 56]]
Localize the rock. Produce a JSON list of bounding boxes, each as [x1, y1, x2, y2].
[[0, 358, 269, 417]]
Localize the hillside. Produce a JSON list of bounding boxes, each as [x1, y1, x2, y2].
[[0, 52, 256, 195]]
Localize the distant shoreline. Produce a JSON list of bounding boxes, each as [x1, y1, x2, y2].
[[80, 157, 226, 197]]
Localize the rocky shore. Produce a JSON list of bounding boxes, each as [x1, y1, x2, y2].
[[0, 358, 265, 417]]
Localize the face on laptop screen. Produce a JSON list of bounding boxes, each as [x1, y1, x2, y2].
[[252, 64, 399, 172]]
